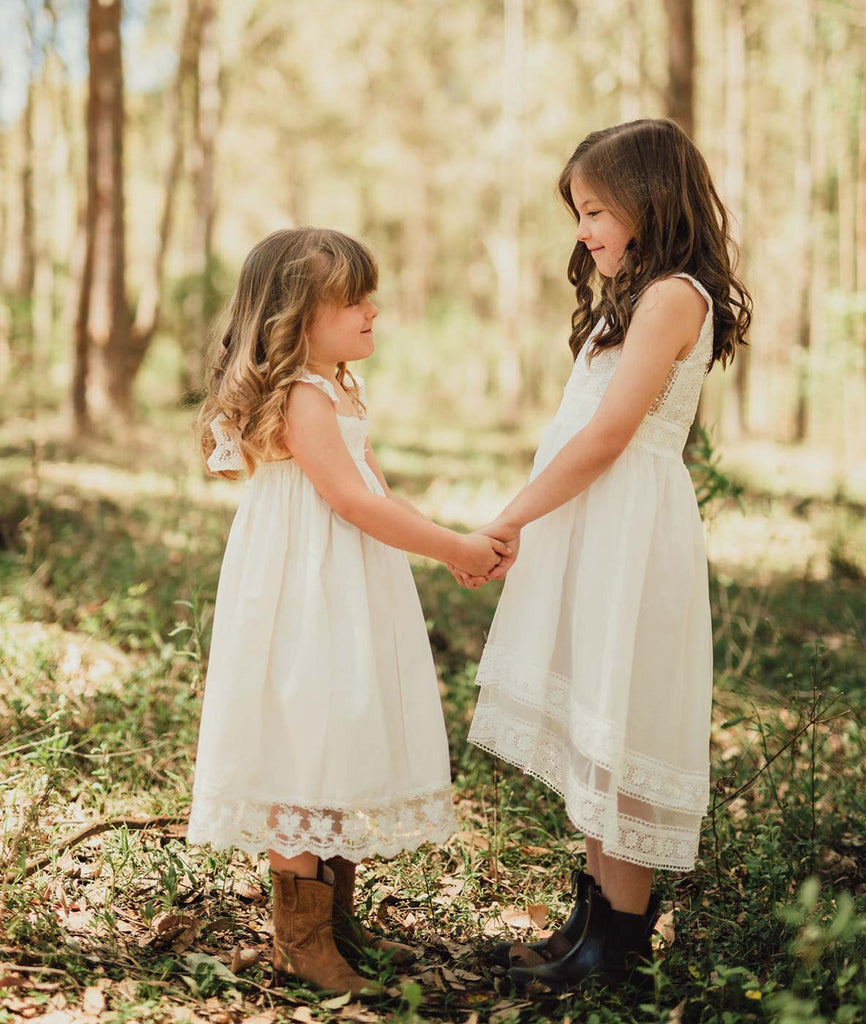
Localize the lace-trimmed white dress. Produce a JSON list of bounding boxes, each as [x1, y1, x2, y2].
[[188, 371, 457, 860], [469, 274, 715, 872]]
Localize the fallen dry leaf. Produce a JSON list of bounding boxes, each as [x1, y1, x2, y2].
[[439, 966, 466, 990], [527, 904, 549, 929], [498, 906, 532, 930], [230, 946, 262, 974], [667, 998, 687, 1023], [81, 987, 105, 1015], [655, 909, 676, 946], [291, 1008, 315, 1024]]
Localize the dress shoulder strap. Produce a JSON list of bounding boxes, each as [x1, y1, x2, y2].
[[670, 272, 713, 312], [296, 371, 339, 404]]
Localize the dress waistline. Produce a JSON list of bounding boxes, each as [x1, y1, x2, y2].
[[553, 394, 688, 462]]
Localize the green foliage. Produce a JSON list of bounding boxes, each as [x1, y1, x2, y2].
[[687, 424, 745, 515], [0, 405, 863, 1023]]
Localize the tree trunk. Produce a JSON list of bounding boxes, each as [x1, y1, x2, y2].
[[183, 0, 220, 396], [857, 76, 866, 370], [619, 0, 641, 123], [19, 80, 36, 304], [663, 0, 694, 137], [79, 0, 129, 421], [793, 1, 822, 443], [723, 0, 749, 438], [401, 150, 433, 322], [493, 0, 524, 415], [858, 77, 866, 304], [128, 0, 198, 380]]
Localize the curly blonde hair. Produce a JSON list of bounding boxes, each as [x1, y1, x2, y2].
[[196, 228, 378, 477]]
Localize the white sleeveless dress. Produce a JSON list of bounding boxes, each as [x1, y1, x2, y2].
[[188, 372, 457, 861], [468, 274, 714, 872]]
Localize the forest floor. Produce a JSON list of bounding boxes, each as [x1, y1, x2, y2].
[[1, 395, 864, 1024]]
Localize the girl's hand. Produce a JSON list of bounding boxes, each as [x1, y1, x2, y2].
[[454, 533, 510, 577], [478, 520, 521, 580], [448, 563, 488, 589]]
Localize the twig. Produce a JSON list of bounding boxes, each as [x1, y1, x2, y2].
[[703, 699, 848, 825], [710, 785, 724, 892], [0, 963, 72, 977], [4, 815, 187, 883]]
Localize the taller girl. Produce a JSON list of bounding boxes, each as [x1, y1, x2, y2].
[[466, 119, 752, 991]]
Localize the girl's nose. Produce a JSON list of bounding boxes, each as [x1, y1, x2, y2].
[[367, 300, 379, 319], [576, 222, 590, 242]]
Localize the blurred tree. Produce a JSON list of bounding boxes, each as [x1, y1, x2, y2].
[[19, 2, 37, 315], [129, 0, 199, 381], [663, 0, 694, 136], [73, 0, 128, 428], [793, 0, 821, 443], [722, 0, 748, 437], [494, 0, 525, 415], [185, 0, 220, 395]]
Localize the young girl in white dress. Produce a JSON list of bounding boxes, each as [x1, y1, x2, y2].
[[187, 228, 509, 997], [456, 119, 751, 992]]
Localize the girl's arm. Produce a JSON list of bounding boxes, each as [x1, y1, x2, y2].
[[364, 443, 424, 516], [285, 384, 508, 575], [490, 277, 707, 535]]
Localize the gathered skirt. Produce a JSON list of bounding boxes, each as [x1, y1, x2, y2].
[[469, 435, 713, 872], [188, 458, 457, 861]]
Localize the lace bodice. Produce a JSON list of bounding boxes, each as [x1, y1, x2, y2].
[[553, 274, 713, 460]]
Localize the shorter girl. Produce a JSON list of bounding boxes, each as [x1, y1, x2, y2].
[[459, 119, 751, 994], [187, 228, 509, 997]]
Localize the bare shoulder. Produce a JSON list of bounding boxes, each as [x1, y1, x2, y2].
[[285, 379, 337, 424], [636, 276, 708, 326]]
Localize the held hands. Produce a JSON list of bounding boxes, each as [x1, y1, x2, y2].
[[449, 520, 521, 589], [453, 532, 512, 578]]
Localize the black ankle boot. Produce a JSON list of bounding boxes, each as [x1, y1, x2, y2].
[[487, 870, 597, 969], [509, 886, 661, 992]]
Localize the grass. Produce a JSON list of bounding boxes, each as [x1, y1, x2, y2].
[[0, 392, 864, 1024]]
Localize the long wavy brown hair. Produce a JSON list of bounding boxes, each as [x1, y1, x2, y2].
[[558, 119, 751, 367], [196, 228, 377, 477]]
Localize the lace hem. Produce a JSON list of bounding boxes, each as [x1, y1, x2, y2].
[[187, 785, 457, 861], [469, 699, 702, 872], [476, 644, 710, 814]]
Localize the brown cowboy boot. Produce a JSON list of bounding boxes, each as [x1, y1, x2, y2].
[[325, 856, 415, 966], [271, 865, 383, 997]]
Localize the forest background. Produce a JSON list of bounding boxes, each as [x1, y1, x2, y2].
[[0, 1, 864, 1024]]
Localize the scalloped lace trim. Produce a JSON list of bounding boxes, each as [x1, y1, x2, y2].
[[187, 785, 457, 861], [469, 697, 702, 872], [475, 644, 709, 815]]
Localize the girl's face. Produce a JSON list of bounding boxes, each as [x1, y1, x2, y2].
[[570, 175, 634, 277], [307, 294, 378, 369]]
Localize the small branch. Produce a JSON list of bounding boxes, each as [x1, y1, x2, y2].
[[4, 815, 187, 883], [704, 698, 848, 825]]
